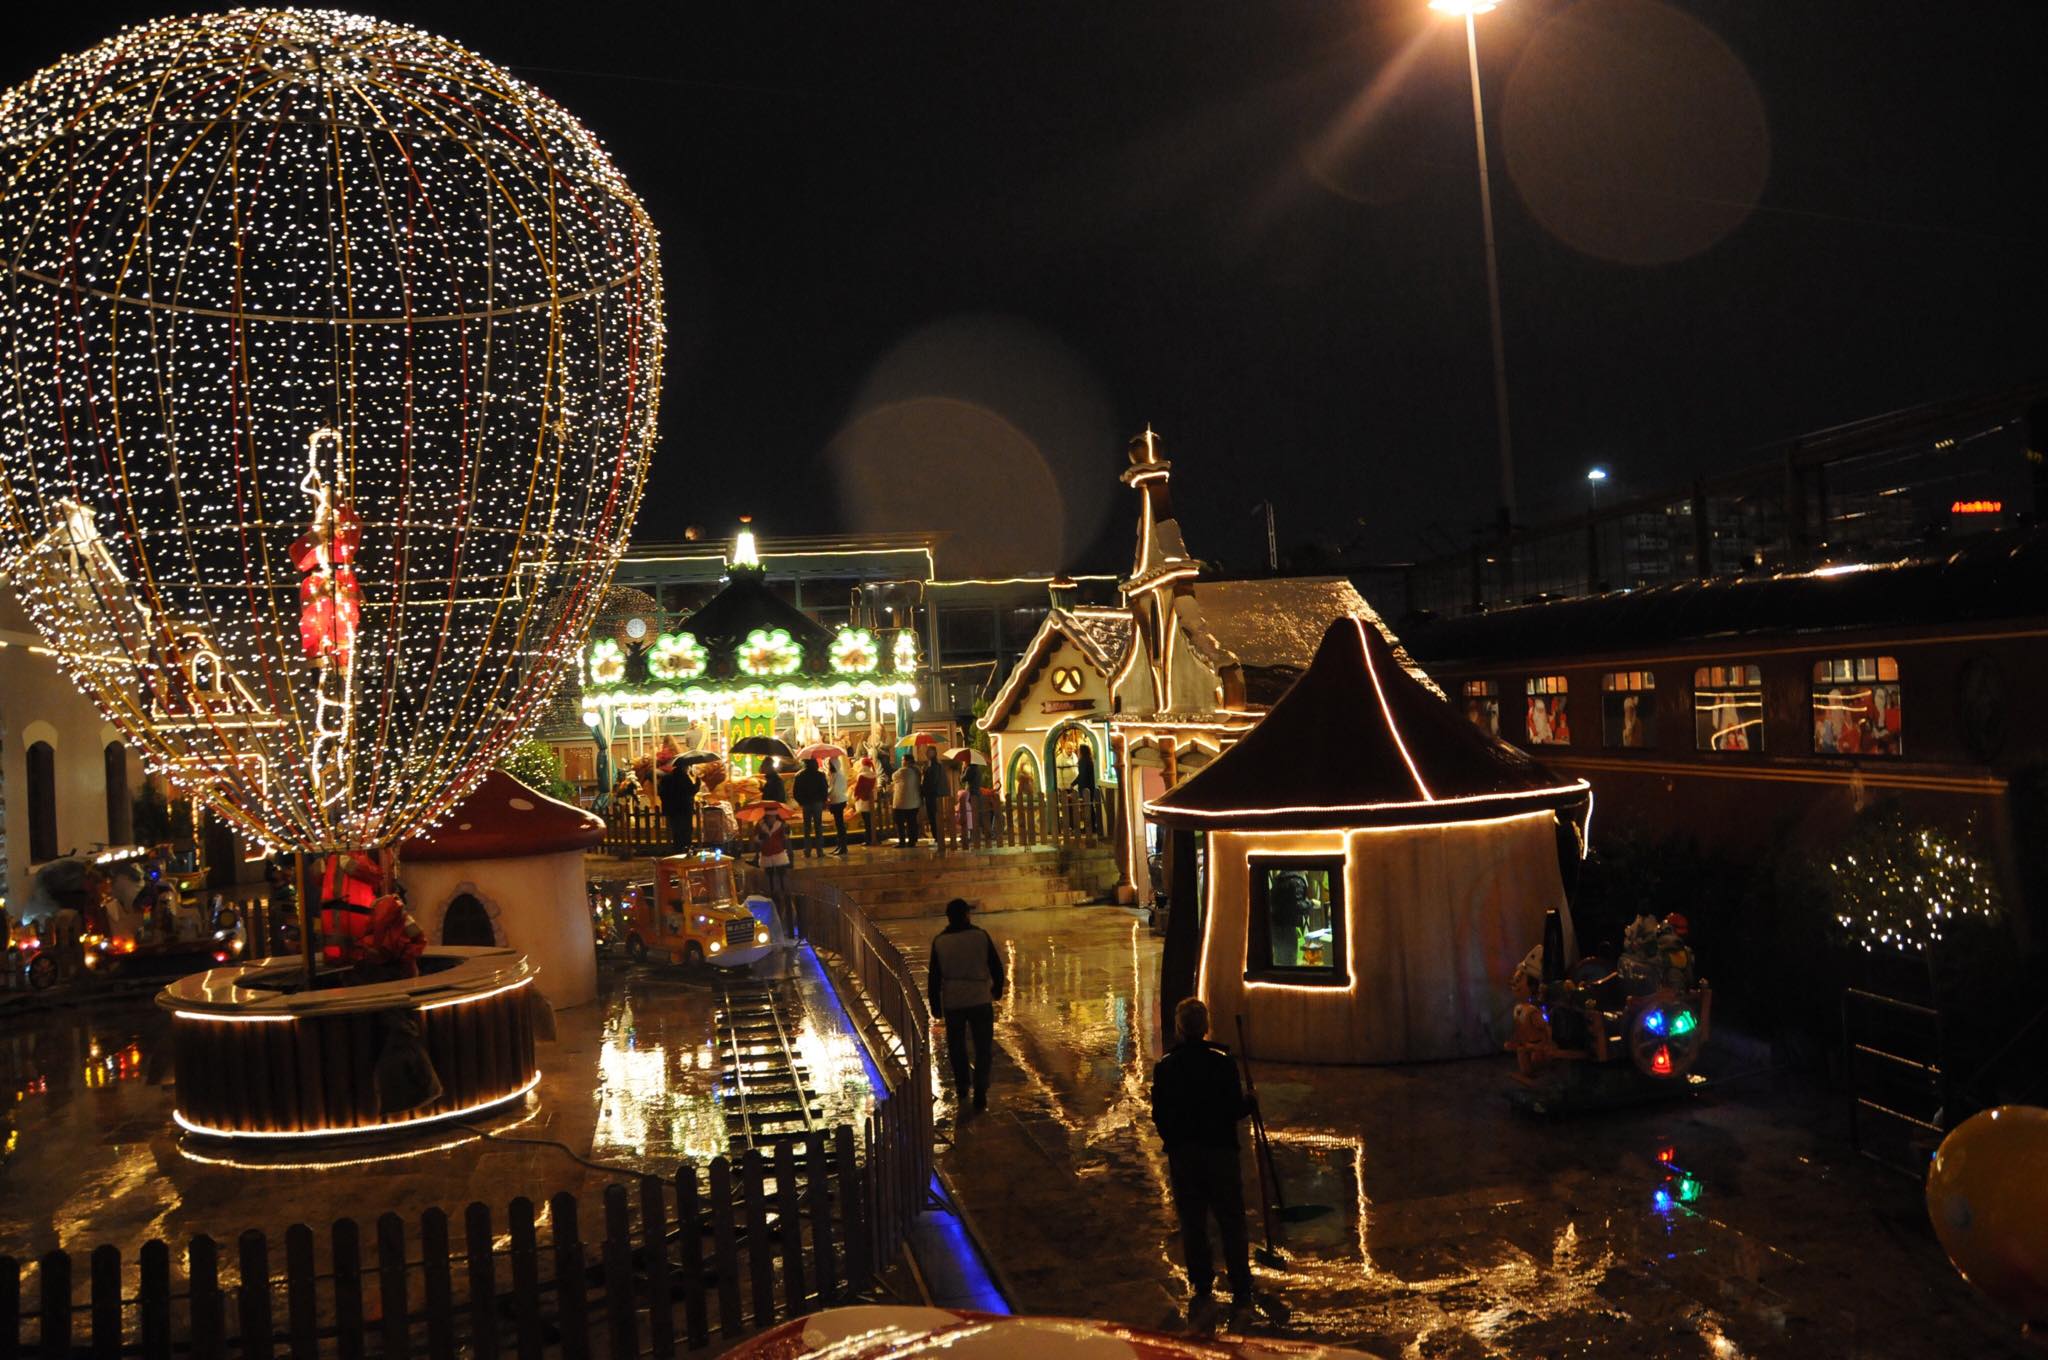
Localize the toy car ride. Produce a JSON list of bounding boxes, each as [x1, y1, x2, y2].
[[620, 853, 775, 969]]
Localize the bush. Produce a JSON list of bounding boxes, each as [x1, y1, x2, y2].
[[498, 739, 575, 803]]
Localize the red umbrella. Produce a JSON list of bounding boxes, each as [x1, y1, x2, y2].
[[797, 743, 848, 765], [944, 747, 989, 767], [736, 800, 791, 825]]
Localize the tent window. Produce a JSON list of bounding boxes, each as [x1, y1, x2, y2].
[[1245, 858, 1346, 986]]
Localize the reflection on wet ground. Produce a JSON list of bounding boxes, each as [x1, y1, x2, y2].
[[880, 907, 2030, 1359], [0, 945, 875, 1258]]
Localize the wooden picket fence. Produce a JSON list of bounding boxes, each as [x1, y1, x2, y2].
[[2, 883, 937, 1357], [600, 789, 1103, 860]]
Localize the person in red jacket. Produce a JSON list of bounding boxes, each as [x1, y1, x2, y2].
[[356, 893, 425, 981], [319, 848, 384, 962], [753, 805, 794, 938]]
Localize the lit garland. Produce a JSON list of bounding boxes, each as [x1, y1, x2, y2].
[[894, 629, 920, 673], [1830, 810, 2002, 954], [739, 628, 804, 678], [649, 632, 708, 681], [0, 11, 664, 854], [830, 628, 878, 674], [589, 640, 629, 688]]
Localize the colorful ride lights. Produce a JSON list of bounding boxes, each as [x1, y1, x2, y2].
[[1651, 1150, 1705, 1214], [1641, 1008, 1697, 1038], [1651, 1045, 1674, 1076]]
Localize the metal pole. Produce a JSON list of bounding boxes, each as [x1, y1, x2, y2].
[[1264, 501, 1278, 573], [1463, 12, 1515, 527]]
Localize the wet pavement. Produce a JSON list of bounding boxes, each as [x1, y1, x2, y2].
[[0, 945, 875, 1260], [880, 907, 2030, 1360]]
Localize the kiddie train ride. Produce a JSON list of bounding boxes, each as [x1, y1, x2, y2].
[[0, 12, 662, 1140], [1505, 909, 1711, 1114]]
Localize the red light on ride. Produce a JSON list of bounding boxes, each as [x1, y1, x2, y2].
[[1651, 1045, 1674, 1076], [1951, 499, 2003, 515], [1657, 1145, 1676, 1164]]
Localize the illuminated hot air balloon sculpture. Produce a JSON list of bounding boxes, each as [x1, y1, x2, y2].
[[0, 9, 661, 872]]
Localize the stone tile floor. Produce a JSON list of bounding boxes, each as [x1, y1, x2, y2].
[[879, 906, 2031, 1360], [0, 945, 873, 1259]]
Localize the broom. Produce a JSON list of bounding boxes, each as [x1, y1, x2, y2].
[[1235, 1015, 1333, 1270]]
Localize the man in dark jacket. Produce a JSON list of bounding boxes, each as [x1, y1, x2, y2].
[[919, 747, 951, 855], [928, 898, 1005, 1114], [1150, 996, 1255, 1322], [1074, 739, 1101, 835], [792, 758, 830, 859], [657, 760, 697, 854]]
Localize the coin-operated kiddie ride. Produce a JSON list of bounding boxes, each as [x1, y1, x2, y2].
[[1505, 910, 1711, 1114], [619, 854, 778, 970], [0, 10, 663, 1139]]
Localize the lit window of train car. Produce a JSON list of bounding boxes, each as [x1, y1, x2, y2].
[[1602, 670, 1657, 748], [1525, 674, 1571, 745], [1463, 679, 1499, 736], [1812, 656, 1902, 757], [1694, 664, 1763, 751]]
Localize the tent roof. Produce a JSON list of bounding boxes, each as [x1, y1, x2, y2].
[[1147, 617, 1587, 829], [404, 770, 606, 861]]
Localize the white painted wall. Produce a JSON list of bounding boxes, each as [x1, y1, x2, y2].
[[401, 848, 597, 1006], [0, 580, 144, 917]]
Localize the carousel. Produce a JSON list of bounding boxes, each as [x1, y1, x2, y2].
[[0, 12, 661, 1138], [577, 517, 921, 811]]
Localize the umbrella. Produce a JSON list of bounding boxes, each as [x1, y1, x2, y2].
[[675, 751, 720, 767], [944, 747, 989, 766], [730, 735, 795, 760], [797, 743, 848, 765], [735, 800, 790, 824], [894, 732, 938, 750]]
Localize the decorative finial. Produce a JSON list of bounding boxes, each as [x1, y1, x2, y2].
[[732, 516, 760, 568]]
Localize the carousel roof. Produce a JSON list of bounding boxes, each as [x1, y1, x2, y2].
[[404, 770, 606, 861], [1146, 616, 1588, 830], [678, 567, 837, 654]]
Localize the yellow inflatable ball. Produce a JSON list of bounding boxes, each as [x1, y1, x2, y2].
[[1926, 1105, 2048, 1326]]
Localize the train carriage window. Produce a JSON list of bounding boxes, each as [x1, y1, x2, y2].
[[1462, 680, 1499, 736], [1245, 858, 1347, 985], [1601, 671, 1657, 748], [1694, 664, 1764, 752], [1812, 657, 1901, 757], [1525, 675, 1571, 745]]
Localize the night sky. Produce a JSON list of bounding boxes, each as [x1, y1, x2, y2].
[[11, 2, 2048, 577]]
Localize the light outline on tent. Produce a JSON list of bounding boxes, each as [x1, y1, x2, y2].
[[1353, 615, 1434, 801], [1148, 778, 1591, 821]]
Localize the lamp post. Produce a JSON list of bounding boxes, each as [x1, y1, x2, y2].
[[1586, 466, 1609, 592], [1429, 0, 1514, 536]]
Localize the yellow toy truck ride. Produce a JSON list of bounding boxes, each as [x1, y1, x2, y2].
[[620, 853, 775, 969]]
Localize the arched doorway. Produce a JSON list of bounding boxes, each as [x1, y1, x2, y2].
[[104, 741, 133, 844], [1005, 747, 1041, 802], [442, 892, 495, 946]]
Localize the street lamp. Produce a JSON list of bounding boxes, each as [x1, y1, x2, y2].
[[1431, 0, 1514, 533], [1585, 466, 1609, 593], [1586, 465, 1609, 508]]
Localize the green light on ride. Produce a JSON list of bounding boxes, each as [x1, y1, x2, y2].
[[1670, 1010, 1697, 1036], [1676, 1175, 1702, 1203]]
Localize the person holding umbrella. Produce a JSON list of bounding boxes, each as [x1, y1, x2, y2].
[[657, 757, 698, 854], [792, 757, 830, 859], [758, 756, 786, 808], [753, 803, 795, 936]]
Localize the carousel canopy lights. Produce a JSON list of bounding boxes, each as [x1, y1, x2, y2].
[[0, 10, 664, 854], [649, 632, 709, 681], [830, 628, 879, 675], [739, 628, 805, 678]]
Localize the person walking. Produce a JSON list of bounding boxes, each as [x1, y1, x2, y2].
[[826, 755, 851, 856], [657, 758, 697, 855], [793, 757, 830, 859], [1075, 737, 1101, 836], [754, 804, 795, 937], [1151, 996, 1257, 1327], [890, 758, 921, 848], [927, 899, 1005, 1116], [920, 746, 951, 855]]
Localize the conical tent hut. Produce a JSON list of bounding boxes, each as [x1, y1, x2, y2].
[[1148, 616, 1590, 1063]]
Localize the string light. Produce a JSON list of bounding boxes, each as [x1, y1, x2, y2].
[[738, 628, 804, 678], [1830, 810, 2001, 954], [649, 632, 708, 681], [0, 10, 664, 854]]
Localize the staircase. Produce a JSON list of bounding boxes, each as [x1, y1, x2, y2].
[[791, 845, 1119, 920]]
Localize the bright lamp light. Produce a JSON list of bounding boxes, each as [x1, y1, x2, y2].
[[1429, 0, 1502, 14], [1587, 467, 1609, 483]]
